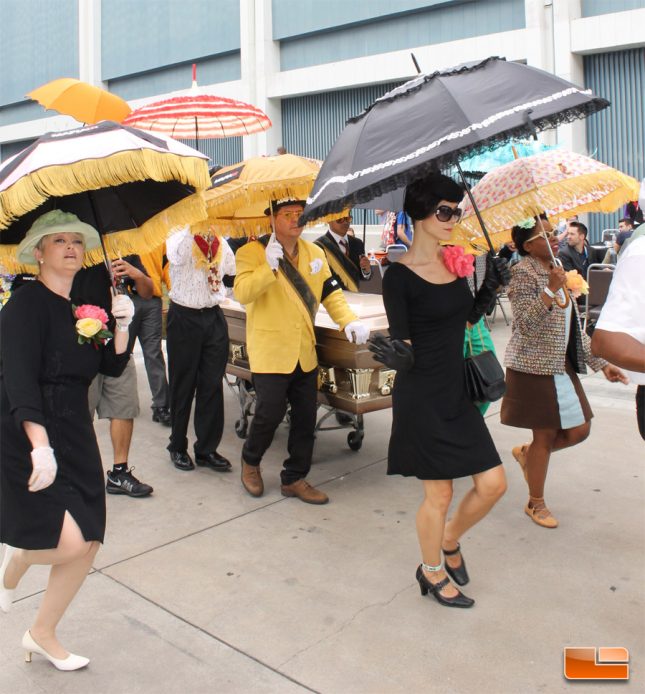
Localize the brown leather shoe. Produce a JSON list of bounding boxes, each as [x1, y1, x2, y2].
[[241, 460, 264, 497], [281, 479, 329, 505]]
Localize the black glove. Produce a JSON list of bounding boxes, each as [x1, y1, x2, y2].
[[467, 253, 510, 325], [368, 334, 414, 372]]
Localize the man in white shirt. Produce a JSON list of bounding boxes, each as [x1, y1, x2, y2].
[[592, 236, 645, 439], [166, 225, 237, 470]]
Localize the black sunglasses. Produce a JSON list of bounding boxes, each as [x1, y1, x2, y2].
[[434, 205, 462, 223]]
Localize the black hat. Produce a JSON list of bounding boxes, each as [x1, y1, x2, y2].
[[264, 198, 306, 216]]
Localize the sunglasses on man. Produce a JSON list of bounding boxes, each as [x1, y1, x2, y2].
[[434, 205, 462, 222]]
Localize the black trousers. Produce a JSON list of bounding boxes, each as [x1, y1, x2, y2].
[[128, 295, 169, 409], [242, 364, 318, 485], [166, 302, 229, 455], [637, 385, 644, 441]]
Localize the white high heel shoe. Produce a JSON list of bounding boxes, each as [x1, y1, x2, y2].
[[0, 544, 16, 613], [22, 630, 90, 671]]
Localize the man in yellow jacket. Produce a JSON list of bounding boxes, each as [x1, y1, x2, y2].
[[234, 199, 369, 504]]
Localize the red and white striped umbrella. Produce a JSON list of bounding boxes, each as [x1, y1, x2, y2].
[[123, 65, 271, 140]]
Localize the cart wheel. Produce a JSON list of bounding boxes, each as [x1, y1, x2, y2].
[[235, 418, 248, 439], [347, 430, 364, 451]]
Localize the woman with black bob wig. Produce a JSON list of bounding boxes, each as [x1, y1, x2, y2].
[[370, 172, 509, 608], [501, 214, 626, 528]]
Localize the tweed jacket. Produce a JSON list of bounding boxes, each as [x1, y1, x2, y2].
[[504, 256, 607, 376]]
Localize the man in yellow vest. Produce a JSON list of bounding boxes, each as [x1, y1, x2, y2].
[[234, 199, 369, 504]]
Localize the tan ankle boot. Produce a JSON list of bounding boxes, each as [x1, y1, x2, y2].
[[280, 479, 328, 505], [241, 461, 264, 497]]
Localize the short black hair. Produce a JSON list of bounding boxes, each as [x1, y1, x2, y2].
[[619, 217, 633, 226], [511, 213, 549, 256], [569, 221, 587, 238], [403, 172, 463, 221]]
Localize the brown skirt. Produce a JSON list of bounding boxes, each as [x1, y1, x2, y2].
[[500, 361, 593, 430]]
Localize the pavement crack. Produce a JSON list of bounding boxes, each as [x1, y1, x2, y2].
[[99, 571, 318, 693], [277, 583, 410, 670]]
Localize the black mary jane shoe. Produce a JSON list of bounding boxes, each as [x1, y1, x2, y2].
[[195, 451, 232, 472], [415, 566, 474, 608], [442, 543, 470, 586]]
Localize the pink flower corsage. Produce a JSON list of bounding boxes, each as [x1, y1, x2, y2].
[[73, 304, 112, 349], [441, 246, 475, 278]]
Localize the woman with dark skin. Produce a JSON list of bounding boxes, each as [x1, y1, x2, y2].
[[371, 173, 508, 608], [501, 217, 626, 528]]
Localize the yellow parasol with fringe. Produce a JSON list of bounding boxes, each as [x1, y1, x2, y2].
[[0, 121, 210, 273], [205, 154, 348, 237], [451, 149, 640, 253]]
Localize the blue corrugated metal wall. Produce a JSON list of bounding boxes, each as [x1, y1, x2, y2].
[[102, 0, 240, 81], [0, 0, 78, 125], [273, 0, 467, 39], [279, 0, 524, 71], [282, 82, 405, 160], [582, 0, 645, 17], [178, 137, 243, 169], [282, 82, 404, 223], [584, 48, 644, 241]]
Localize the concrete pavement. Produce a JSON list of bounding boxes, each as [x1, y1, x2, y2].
[[1, 308, 643, 693]]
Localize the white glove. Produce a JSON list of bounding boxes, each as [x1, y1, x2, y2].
[[111, 293, 135, 331], [344, 320, 370, 345], [265, 233, 284, 270], [29, 446, 57, 492]]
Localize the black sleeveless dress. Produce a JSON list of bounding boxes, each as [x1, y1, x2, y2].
[[0, 281, 128, 549], [383, 263, 501, 479]]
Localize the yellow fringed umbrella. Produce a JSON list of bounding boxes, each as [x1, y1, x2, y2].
[[27, 78, 132, 124], [451, 149, 640, 250], [0, 121, 210, 272], [205, 154, 348, 237]]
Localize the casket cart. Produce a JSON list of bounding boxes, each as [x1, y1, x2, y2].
[[222, 293, 394, 450]]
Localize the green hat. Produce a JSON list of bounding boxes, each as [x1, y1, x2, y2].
[[17, 210, 101, 263]]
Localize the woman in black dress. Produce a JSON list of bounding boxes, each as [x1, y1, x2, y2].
[[0, 210, 134, 670], [371, 173, 508, 608]]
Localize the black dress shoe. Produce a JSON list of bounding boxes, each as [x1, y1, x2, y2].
[[442, 543, 470, 586], [195, 451, 232, 472], [415, 566, 474, 608], [170, 451, 194, 471], [152, 407, 171, 426]]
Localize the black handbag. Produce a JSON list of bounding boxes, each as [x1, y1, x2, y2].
[[464, 324, 506, 404], [464, 350, 506, 403]]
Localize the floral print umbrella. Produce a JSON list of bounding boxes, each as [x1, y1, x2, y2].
[[451, 149, 640, 252]]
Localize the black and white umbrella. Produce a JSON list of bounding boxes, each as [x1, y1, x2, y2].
[[0, 120, 210, 271], [300, 56, 609, 247]]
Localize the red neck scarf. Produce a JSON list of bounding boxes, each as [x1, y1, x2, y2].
[[194, 235, 219, 261]]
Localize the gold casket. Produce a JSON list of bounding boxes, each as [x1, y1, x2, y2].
[[221, 292, 394, 415]]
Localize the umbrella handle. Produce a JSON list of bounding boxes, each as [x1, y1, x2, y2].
[[550, 255, 571, 309], [538, 215, 570, 309], [456, 161, 495, 254]]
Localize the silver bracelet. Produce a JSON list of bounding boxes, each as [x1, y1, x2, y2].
[[543, 286, 556, 299], [116, 324, 130, 332]]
